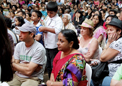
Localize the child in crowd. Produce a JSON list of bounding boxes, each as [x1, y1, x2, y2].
[[31, 10, 44, 45], [10, 11, 16, 25], [13, 16, 25, 40], [25, 12, 32, 23]]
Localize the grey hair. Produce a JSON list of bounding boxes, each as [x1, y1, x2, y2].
[[63, 13, 71, 22]]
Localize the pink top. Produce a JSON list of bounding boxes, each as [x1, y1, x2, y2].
[[93, 26, 106, 39], [19, 1, 25, 6], [94, 1, 99, 6], [52, 51, 79, 82]]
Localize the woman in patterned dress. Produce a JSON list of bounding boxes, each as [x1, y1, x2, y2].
[[46, 29, 86, 86], [100, 18, 122, 86]]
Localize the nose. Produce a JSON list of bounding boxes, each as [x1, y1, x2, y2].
[[107, 30, 110, 34], [80, 28, 83, 32], [57, 41, 60, 46], [19, 32, 22, 37]]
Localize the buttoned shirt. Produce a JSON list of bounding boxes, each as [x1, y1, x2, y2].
[[44, 14, 63, 49]]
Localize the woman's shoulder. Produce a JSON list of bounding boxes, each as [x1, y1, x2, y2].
[[91, 37, 98, 44], [89, 38, 98, 47]]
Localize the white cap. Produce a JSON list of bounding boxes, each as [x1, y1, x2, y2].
[[17, 22, 37, 34]]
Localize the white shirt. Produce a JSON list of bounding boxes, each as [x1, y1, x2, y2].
[[14, 41, 46, 80], [44, 14, 63, 49], [7, 29, 17, 44]]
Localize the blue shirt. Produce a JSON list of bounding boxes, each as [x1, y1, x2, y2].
[[35, 22, 44, 45]]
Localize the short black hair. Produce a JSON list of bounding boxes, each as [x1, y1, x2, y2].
[[5, 18, 12, 28], [105, 15, 118, 21], [100, 9, 106, 13], [60, 29, 79, 49], [109, 9, 117, 14], [17, 11, 26, 16], [32, 10, 42, 18], [46, 1, 58, 12]]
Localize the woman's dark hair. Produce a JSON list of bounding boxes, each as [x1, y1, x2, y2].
[[11, 5, 17, 11], [32, 10, 42, 18], [105, 15, 118, 21], [16, 16, 25, 26], [0, 7, 3, 14], [0, 14, 13, 82], [88, 9, 96, 19], [75, 10, 83, 18], [60, 29, 79, 49], [46, 1, 58, 12], [5, 17, 12, 28], [93, 14, 104, 29], [59, 8, 64, 14]]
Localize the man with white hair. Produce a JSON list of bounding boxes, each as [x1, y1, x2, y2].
[[62, 13, 77, 34]]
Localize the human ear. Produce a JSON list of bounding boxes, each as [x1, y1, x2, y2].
[[69, 41, 74, 48]]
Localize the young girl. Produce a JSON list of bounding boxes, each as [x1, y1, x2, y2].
[[10, 11, 16, 25], [13, 17, 25, 40]]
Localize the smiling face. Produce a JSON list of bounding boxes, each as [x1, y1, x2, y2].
[[57, 33, 72, 51]]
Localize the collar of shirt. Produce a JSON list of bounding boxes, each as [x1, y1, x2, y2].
[[48, 14, 58, 20], [35, 22, 41, 27]]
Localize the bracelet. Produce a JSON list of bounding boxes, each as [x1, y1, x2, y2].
[[51, 81, 53, 86]]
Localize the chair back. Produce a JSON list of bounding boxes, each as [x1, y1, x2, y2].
[[85, 63, 92, 86]]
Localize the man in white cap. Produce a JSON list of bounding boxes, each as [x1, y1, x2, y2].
[[8, 22, 46, 86]]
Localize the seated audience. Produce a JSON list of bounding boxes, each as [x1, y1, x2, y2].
[[78, 18, 101, 62]]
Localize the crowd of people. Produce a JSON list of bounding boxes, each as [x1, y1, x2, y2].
[[0, 0, 122, 86]]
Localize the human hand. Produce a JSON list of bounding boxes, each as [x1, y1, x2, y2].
[[108, 33, 117, 43], [90, 59, 100, 66], [39, 26, 46, 32], [46, 80, 53, 86], [35, 65, 42, 72]]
